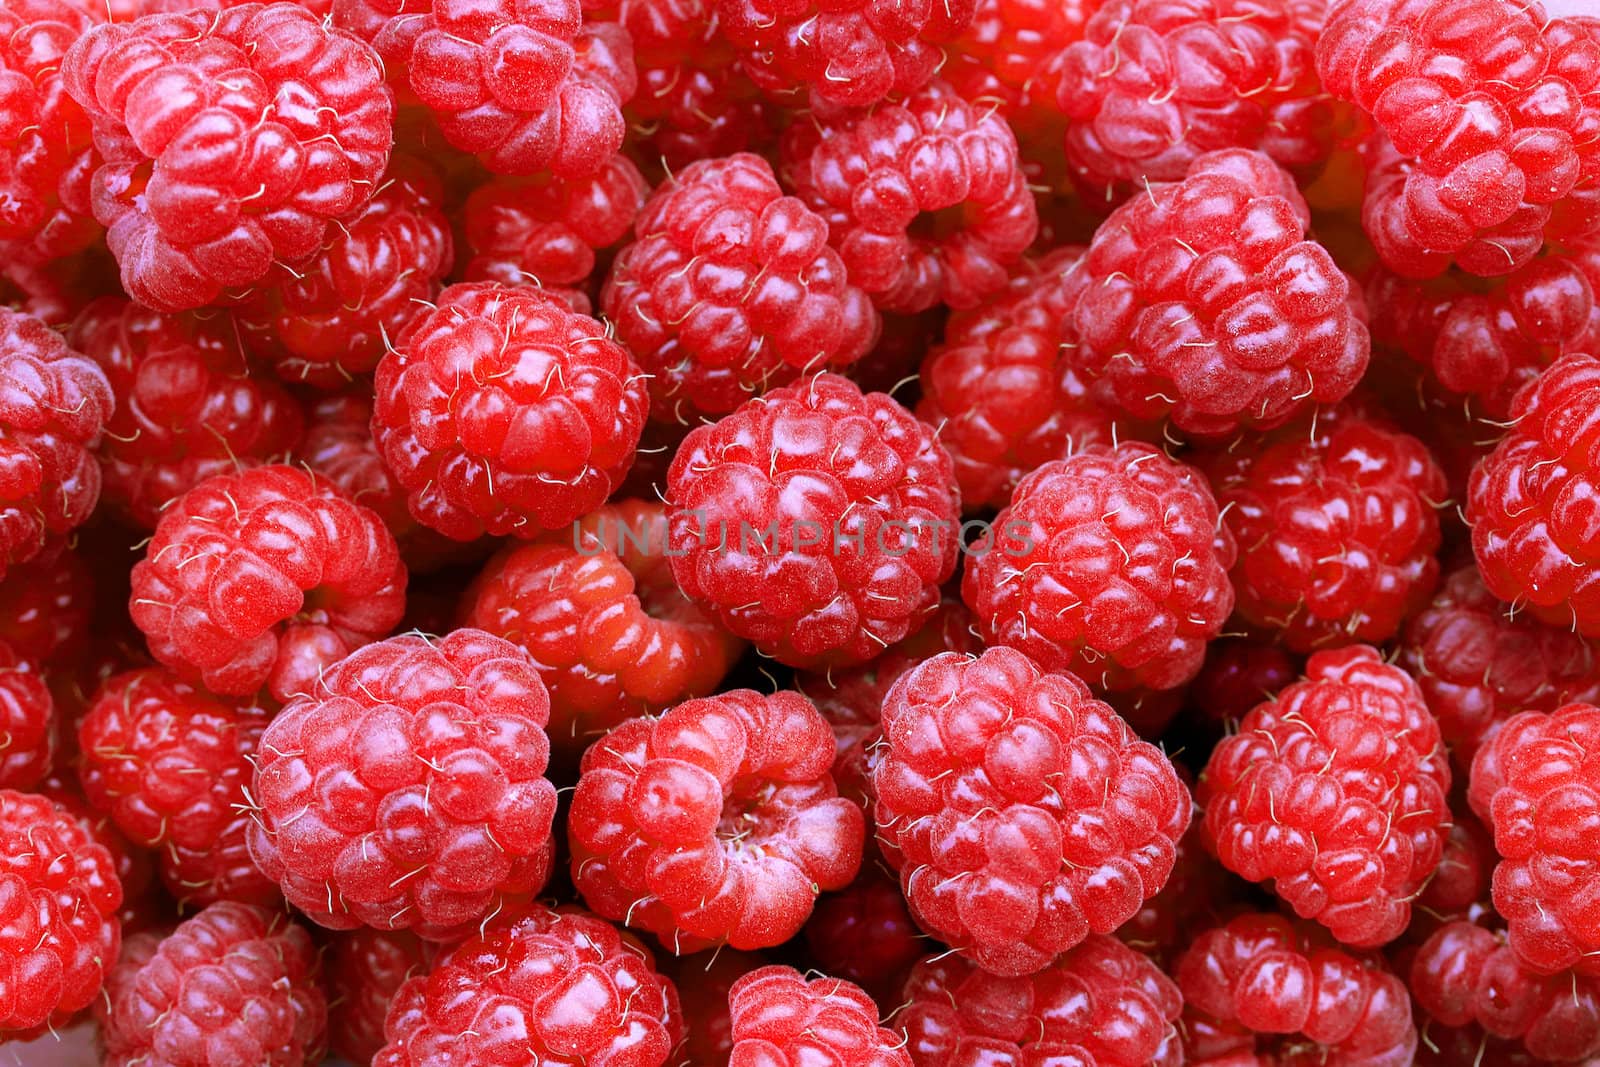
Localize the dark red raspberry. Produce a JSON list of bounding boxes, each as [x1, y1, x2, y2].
[[1198, 645, 1452, 947], [460, 500, 743, 760], [873, 647, 1191, 976], [570, 689, 864, 952], [1175, 913, 1418, 1066], [962, 441, 1235, 692], [1468, 703, 1600, 976], [372, 282, 649, 541], [1188, 638, 1299, 727], [1417, 811, 1496, 922], [727, 966, 910, 1067], [326, 928, 433, 1066], [0, 639, 54, 791], [803, 863, 922, 1003], [667, 948, 766, 1067], [62, 4, 394, 311], [785, 80, 1038, 314], [159, 811, 281, 910], [71, 297, 306, 529], [97, 903, 325, 1067], [897, 936, 1183, 1067], [1114, 819, 1242, 966], [603, 153, 878, 424], [666, 372, 959, 669], [128, 464, 407, 701], [0, 789, 121, 1035], [248, 630, 557, 940], [0, 544, 92, 666], [1318, 1, 1600, 279], [376, 904, 684, 1067]]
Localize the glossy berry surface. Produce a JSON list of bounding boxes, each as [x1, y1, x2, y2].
[[726, 965, 911, 1067], [158, 811, 282, 911], [0, 639, 53, 790]]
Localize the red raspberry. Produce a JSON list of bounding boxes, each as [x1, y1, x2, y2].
[[961, 441, 1235, 692], [667, 948, 766, 1067], [1188, 638, 1299, 727], [726, 966, 910, 1067], [784, 80, 1038, 314], [376, 903, 684, 1067], [1114, 819, 1241, 966], [0, 639, 54, 791], [897, 936, 1183, 1067], [1468, 703, 1600, 976], [803, 863, 922, 1002], [460, 500, 743, 760], [0, 308, 112, 581], [944, 0, 1093, 133], [159, 811, 282, 910], [1062, 149, 1369, 439], [247, 630, 557, 939], [372, 282, 649, 541], [35, 771, 158, 931], [0, 789, 121, 1035], [326, 928, 433, 1065], [570, 689, 864, 952], [1318, 1, 1600, 279], [603, 153, 878, 424], [62, 4, 394, 311], [128, 464, 407, 701], [0, 544, 93, 666], [97, 903, 326, 1067], [1198, 645, 1452, 947], [625, 43, 767, 173], [1416, 812, 1496, 922], [873, 647, 1191, 976], [70, 297, 306, 529], [1174, 913, 1418, 1067], [1469, 354, 1600, 635]]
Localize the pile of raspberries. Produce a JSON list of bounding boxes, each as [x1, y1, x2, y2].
[[7, 0, 1600, 1064]]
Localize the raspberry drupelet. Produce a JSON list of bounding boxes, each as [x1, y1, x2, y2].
[[1198, 645, 1452, 947], [128, 464, 407, 702], [666, 372, 960, 669], [602, 153, 878, 424], [726, 966, 911, 1067], [666, 948, 767, 1067], [247, 630, 558, 940], [803, 864, 923, 1001], [61, 3, 395, 311], [326, 928, 433, 1066], [0, 544, 93, 666], [872, 647, 1192, 977], [961, 441, 1235, 693], [375, 904, 684, 1067], [372, 282, 649, 542], [943, 0, 1092, 133], [569, 689, 864, 952], [159, 810, 282, 910], [0, 639, 54, 790]]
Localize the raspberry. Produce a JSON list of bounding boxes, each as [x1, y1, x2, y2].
[[1062, 149, 1369, 439], [944, 0, 1092, 132], [961, 441, 1235, 692], [602, 153, 878, 424], [62, 4, 395, 311], [0, 789, 121, 1035], [1318, 1, 1600, 279], [70, 297, 306, 529], [1188, 638, 1299, 727], [897, 936, 1184, 1067], [785, 80, 1039, 314], [624, 41, 767, 173], [372, 282, 649, 541], [460, 500, 743, 760], [1417, 812, 1496, 921], [1201, 407, 1448, 651], [803, 864, 922, 1002], [326, 928, 433, 1065], [159, 812, 282, 910], [0, 308, 113, 580], [667, 948, 766, 1067], [35, 771, 158, 930], [1468, 354, 1600, 635], [726, 966, 910, 1067], [0, 543, 93, 665], [0, 639, 54, 791], [570, 689, 864, 952], [1468, 703, 1600, 976], [1114, 819, 1241, 966], [97, 903, 326, 1067], [1197, 645, 1453, 947], [872, 647, 1191, 976], [1174, 913, 1418, 1066], [128, 464, 407, 702], [376, 903, 684, 1067], [247, 630, 557, 939]]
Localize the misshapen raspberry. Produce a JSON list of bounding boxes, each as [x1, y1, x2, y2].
[[727, 966, 910, 1067]]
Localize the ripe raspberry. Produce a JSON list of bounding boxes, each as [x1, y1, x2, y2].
[[97, 903, 325, 1067], [1175, 913, 1418, 1066], [1188, 638, 1298, 727], [1469, 354, 1600, 635], [962, 441, 1235, 692], [1062, 149, 1369, 439], [129, 464, 407, 701], [159, 812, 281, 910], [803, 864, 922, 1002], [624, 42, 766, 173], [35, 771, 158, 931], [897, 936, 1183, 1067], [0, 308, 112, 580], [667, 948, 766, 1067], [666, 373, 960, 668], [326, 928, 433, 1066], [62, 4, 394, 311], [0, 544, 93, 666], [1198, 645, 1452, 947], [247, 630, 557, 939], [727, 966, 910, 1067], [873, 647, 1191, 976], [1468, 703, 1600, 976], [0, 789, 121, 1035], [603, 153, 878, 424], [70, 297, 306, 529], [372, 282, 649, 541], [944, 0, 1092, 131], [376, 903, 684, 1067], [1113, 818, 1243, 966], [1417, 812, 1496, 921], [460, 500, 743, 760], [0, 639, 54, 791], [570, 689, 864, 952], [1318, 1, 1600, 279], [785, 80, 1038, 314]]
